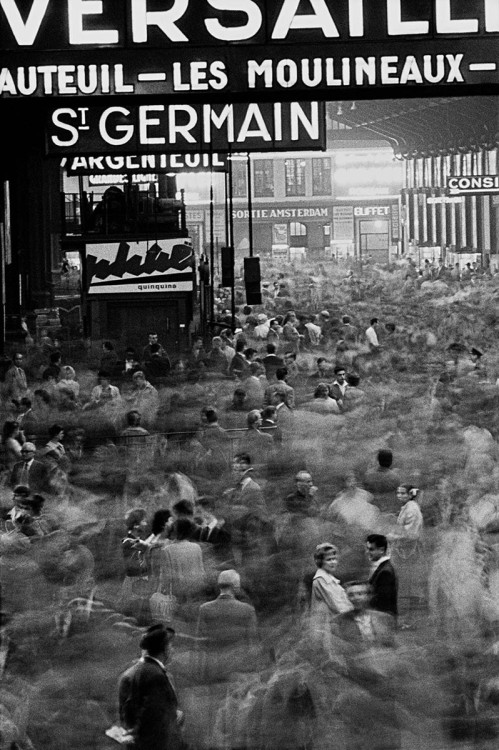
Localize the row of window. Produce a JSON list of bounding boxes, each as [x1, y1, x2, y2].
[[233, 157, 332, 198]]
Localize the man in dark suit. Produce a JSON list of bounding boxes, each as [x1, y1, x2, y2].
[[366, 534, 398, 619], [197, 569, 258, 681], [262, 342, 284, 381], [193, 495, 231, 559], [329, 366, 348, 410], [10, 442, 50, 492], [223, 453, 266, 516], [119, 624, 183, 750]]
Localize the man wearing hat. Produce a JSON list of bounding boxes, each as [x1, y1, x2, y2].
[[10, 443, 50, 493], [119, 623, 183, 750]]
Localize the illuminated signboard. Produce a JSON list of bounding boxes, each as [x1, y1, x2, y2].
[[63, 152, 228, 174], [333, 149, 404, 198], [1, 1, 499, 99], [86, 238, 193, 294], [447, 175, 499, 194], [47, 101, 325, 153]]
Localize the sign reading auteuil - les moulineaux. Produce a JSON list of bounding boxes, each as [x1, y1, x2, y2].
[[1, 0, 499, 99]]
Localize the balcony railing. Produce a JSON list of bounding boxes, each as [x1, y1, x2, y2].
[[61, 188, 187, 238]]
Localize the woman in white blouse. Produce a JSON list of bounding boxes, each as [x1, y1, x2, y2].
[[310, 542, 353, 652]]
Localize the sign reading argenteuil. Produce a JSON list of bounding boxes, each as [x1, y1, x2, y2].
[[47, 101, 325, 153], [1, 1, 499, 99], [86, 238, 194, 294]]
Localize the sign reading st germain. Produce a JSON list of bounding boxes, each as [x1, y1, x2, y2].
[[46, 101, 325, 153], [1, 0, 499, 99]]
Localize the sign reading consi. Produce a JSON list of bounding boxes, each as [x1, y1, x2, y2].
[[448, 175, 499, 194], [47, 101, 325, 153], [86, 238, 194, 295], [1, 1, 499, 98]]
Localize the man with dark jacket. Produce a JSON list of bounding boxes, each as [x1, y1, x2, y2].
[[366, 534, 398, 619], [10, 442, 50, 492], [119, 624, 183, 750]]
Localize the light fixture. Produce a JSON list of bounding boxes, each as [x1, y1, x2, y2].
[[336, 102, 343, 116], [350, 101, 357, 111]]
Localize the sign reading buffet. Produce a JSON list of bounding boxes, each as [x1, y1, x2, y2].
[[1, 0, 499, 97]]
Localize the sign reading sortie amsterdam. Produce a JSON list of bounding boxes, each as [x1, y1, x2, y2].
[[1, 0, 499, 99]]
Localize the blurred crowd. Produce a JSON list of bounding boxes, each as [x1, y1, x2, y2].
[[2, 256, 499, 749]]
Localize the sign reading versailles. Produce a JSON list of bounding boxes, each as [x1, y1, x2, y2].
[[47, 101, 325, 153], [1, 0, 499, 99]]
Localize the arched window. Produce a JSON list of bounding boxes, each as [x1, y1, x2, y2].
[[290, 221, 307, 237]]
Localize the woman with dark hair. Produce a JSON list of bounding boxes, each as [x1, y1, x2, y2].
[[2, 420, 25, 470], [309, 383, 341, 414], [389, 485, 425, 607]]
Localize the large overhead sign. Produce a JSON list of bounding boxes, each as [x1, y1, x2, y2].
[[1, 1, 499, 99], [47, 101, 325, 153], [86, 238, 194, 294]]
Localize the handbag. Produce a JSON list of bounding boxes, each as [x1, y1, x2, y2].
[[150, 585, 177, 624]]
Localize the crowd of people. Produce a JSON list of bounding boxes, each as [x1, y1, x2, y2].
[[2, 255, 499, 749]]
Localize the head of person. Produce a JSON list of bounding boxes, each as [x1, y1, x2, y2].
[[20, 442, 36, 463], [61, 365, 76, 381], [50, 351, 62, 366], [317, 357, 327, 373], [12, 484, 31, 508], [211, 336, 222, 350], [247, 409, 262, 430], [243, 305, 252, 316], [201, 406, 218, 425], [233, 388, 247, 406], [34, 389, 51, 407], [235, 338, 246, 354], [139, 623, 175, 659], [12, 352, 24, 367], [244, 348, 257, 362], [365, 534, 388, 563], [19, 397, 32, 412], [98, 370, 111, 387], [377, 449, 393, 469], [125, 507, 147, 533], [48, 424, 64, 442], [284, 352, 296, 364], [171, 499, 195, 520], [29, 493, 46, 517], [370, 317, 379, 328], [150, 509, 172, 537], [320, 310, 330, 322], [172, 518, 195, 541], [102, 341, 114, 352], [296, 470, 314, 497], [342, 315, 351, 324], [314, 383, 330, 399], [261, 405, 277, 422], [2, 420, 20, 442], [266, 343, 277, 355], [345, 580, 372, 612], [334, 365, 346, 384], [314, 542, 338, 573], [133, 371, 146, 389], [233, 453, 251, 480], [217, 569, 241, 594], [397, 484, 419, 504], [275, 367, 288, 382], [148, 333, 159, 346], [126, 410, 142, 427], [257, 313, 268, 325], [125, 347, 137, 361], [471, 347, 483, 362], [269, 319, 280, 331]]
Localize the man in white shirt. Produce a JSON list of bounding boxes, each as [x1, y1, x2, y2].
[[365, 317, 380, 350]]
